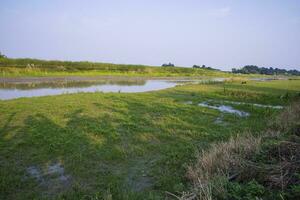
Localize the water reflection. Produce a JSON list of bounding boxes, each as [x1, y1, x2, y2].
[[0, 78, 183, 100], [0, 79, 147, 90]]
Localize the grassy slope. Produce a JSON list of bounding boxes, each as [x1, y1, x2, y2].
[[0, 58, 237, 77], [0, 80, 299, 199]]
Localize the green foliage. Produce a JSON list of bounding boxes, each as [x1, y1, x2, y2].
[[232, 65, 300, 76], [162, 62, 175, 67], [288, 184, 300, 199], [0, 52, 6, 58], [225, 180, 265, 200], [193, 64, 218, 71]]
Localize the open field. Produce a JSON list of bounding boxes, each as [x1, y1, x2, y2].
[[0, 79, 300, 199]]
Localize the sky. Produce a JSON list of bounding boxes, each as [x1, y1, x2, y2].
[[0, 0, 299, 70]]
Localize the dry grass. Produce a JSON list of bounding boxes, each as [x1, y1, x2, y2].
[[224, 77, 249, 83], [182, 134, 261, 200], [180, 100, 300, 200], [253, 139, 300, 189], [187, 134, 261, 184], [273, 101, 300, 133]]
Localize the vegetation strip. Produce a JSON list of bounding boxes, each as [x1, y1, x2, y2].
[[179, 101, 300, 200]]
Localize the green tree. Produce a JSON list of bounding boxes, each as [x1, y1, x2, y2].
[[162, 62, 175, 67]]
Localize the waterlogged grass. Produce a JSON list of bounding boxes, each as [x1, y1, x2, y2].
[[0, 79, 299, 199], [184, 101, 300, 200]]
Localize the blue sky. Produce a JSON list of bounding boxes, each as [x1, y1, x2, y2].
[[0, 0, 299, 70]]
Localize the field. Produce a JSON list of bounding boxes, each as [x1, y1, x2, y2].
[[1, 78, 299, 199]]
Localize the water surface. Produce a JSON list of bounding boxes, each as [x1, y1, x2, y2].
[[0, 77, 196, 100], [198, 102, 250, 117]]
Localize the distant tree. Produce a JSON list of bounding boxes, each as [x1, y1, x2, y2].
[[195, 64, 218, 71], [232, 68, 238, 73], [232, 65, 300, 76], [162, 62, 175, 67], [0, 52, 7, 58]]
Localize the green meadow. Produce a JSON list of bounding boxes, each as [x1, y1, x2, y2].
[[1, 78, 299, 199]]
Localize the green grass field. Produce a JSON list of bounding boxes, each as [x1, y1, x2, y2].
[[0, 79, 299, 199]]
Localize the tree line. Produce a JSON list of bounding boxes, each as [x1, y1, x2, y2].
[[232, 65, 300, 76], [162, 62, 219, 71], [192, 64, 218, 70]]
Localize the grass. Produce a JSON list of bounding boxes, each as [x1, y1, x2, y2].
[[0, 79, 299, 199], [0, 57, 267, 78], [183, 101, 300, 200]]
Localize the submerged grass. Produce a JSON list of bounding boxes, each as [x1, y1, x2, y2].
[[0, 79, 299, 199]]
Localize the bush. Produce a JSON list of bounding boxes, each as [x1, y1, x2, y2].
[[162, 62, 175, 67], [0, 52, 6, 58]]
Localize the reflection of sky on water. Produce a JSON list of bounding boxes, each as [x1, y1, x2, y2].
[[0, 80, 178, 100]]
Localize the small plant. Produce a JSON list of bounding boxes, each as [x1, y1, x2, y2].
[[226, 180, 265, 200], [0, 52, 7, 58]]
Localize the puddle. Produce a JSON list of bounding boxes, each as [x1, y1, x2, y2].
[[27, 166, 42, 181], [127, 175, 154, 192], [185, 99, 282, 117], [250, 77, 288, 81], [0, 77, 221, 100], [184, 101, 193, 105], [214, 117, 223, 124], [198, 102, 250, 117], [26, 162, 72, 194], [222, 100, 283, 109], [214, 115, 227, 125], [125, 159, 155, 192]]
